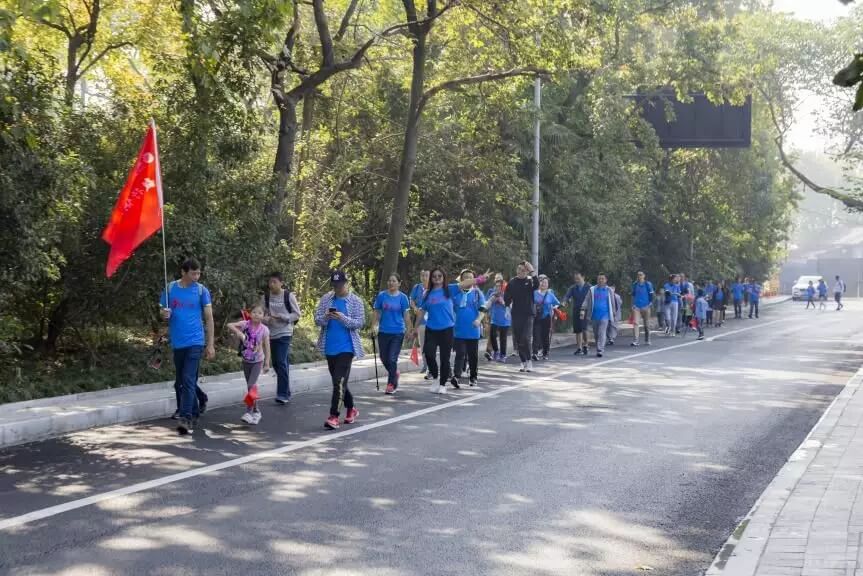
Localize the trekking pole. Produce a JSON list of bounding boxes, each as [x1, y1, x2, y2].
[[371, 332, 380, 391]]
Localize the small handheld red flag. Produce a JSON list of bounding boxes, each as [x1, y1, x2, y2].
[[243, 385, 259, 408], [410, 342, 420, 366], [102, 123, 163, 277], [629, 313, 636, 326]]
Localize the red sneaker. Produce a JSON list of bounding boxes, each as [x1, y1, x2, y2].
[[344, 407, 359, 424], [385, 383, 396, 395], [324, 415, 340, 430]]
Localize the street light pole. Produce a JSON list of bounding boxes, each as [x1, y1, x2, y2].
[[531, 71, 541, 271]]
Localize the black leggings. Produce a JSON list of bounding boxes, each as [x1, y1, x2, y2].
[[424, 327, 454, 386], [533, 316, 552, 355], [490, 325, 508, 355], [511, 315, 534, 363], [454, 338, 479, 380], [326, 353, 354, 416]]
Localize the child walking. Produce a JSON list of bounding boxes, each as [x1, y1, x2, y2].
[[228, 305, 271, 425], [695, 289, 709, 341]]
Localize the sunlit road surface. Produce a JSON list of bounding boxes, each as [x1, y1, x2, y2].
[[0, 301, 860, 576]]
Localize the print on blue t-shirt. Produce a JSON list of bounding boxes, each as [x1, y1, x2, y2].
[[422, 285, 459, 330], [325, 296, 354, 356], [374, 291, 410, 334], [533, 290, 560, 319], [454, 288, 486, 339], [410, 283, 426, 326], [160, 282, 212, 349], [632, 281, 654, 309], [592, 287, 611, 321]]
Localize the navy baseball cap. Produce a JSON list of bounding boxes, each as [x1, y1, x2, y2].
[[330, 270, 348, 285]]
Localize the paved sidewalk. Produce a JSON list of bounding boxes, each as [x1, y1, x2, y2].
[[708, 364, 863, 576]]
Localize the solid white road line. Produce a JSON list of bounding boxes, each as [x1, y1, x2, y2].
[[0, 317, 789, 532]]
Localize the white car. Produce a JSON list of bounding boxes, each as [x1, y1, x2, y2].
[[791, 275, 823, 300]]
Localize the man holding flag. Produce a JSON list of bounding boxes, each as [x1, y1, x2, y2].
[[102, 121, 214, 434]]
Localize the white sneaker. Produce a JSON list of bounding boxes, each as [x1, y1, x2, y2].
[[519, 362, 526, 373], [241, 412, 254, 424], [437, 385, 447, 394], [526, 360, 533, 372], [430, 381, 439, 393], [251, 411, 262, 425]]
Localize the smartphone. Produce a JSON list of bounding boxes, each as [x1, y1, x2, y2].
[[328, 307, 338, 313]]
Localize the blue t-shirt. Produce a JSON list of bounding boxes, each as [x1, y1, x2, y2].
[[732, 283, 744, 300], [160, 282, 212, 349], [663, 283, 681, 303], [750, 284, 761, 302], [486, 288, 511, 327], [806, 286, 816, 299], [533, 289, 560, 319], [632, 281, 654, 309], [695, 297, 709, 320], [422, 284, 460, 330], [325, 296, 354, 356], [714, 287, 724, 302], [565, 283, 590, 308], [454, 288, 486, 339], [409, 283, 426, 326], [374, 291, 410, 334], [706, 284, 716, 297], [592, 286, 611, 321], [818, 283, 828, 297]]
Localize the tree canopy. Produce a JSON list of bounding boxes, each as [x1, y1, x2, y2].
[[0, 0, 846, 398]]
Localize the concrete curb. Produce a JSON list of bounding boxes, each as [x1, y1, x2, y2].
[[705, 351, 863, 575], [0, 333, 581, 448]]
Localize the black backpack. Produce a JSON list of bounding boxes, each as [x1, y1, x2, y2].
[[264, 290, 299, 325]]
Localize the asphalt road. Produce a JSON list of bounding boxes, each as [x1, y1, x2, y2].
[[1, 301, 861, 576]]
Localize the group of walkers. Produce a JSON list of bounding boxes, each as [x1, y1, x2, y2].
[[158, 258, 776, 435], [803, 275, 847, 311]]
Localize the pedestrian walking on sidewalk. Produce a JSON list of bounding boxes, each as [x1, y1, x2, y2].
[[416, 267, 462, 393], [159, 258, 215, 435], [606, 282, 622, 346], [631, 271, 655, 347], [834, 275, 847, 310], [262, 271, 301, 405], [505, 261, 540, 372], [564, 272, 591, 356], [227, 305, 271, 425], [713, 281, 726, 326], [732, 277, 745, 319], [486, 274, 510, 362], [373, 273, 412, 396], [315, 270, 365, 430], [818, 278, 829, 310], [453, 269, 486, 387], [663, 274, 681, 336], [583, 274, 614, 358], [805, 281, 816, 310], [705, 280, 716, 326], [749, 280, 761, 319], [695, 289, 708, 340], [410, 270, 430, 375], [532, 276, 560, 360]]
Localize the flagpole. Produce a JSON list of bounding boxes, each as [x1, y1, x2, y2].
[[151, 119, 169, 301]]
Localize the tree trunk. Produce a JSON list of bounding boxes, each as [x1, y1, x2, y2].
[[44, 297, 69, 354], [289, 93, 316, 239], [64, 37, 81, 107], [269, 96, 300, 220], [380, 32, 426, 289]]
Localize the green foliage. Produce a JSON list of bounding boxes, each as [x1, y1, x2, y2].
[[0, 0, 812, 402]]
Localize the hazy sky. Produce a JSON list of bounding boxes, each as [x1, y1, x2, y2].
[[771, 0, 853, 152]]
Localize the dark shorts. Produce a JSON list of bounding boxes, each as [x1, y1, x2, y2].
[[572, 317, 588, 334]]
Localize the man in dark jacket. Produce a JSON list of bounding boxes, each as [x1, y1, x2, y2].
[[505, 261, 540, 372]]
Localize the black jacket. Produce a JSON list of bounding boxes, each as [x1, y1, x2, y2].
[[505, 275, 540, 318]]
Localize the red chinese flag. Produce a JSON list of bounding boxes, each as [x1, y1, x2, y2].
[[410, 342, 420, 366], [244, 385, 259, 408], [102, 123, 163, 277]]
